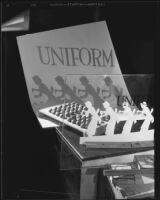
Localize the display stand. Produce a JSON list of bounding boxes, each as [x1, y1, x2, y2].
[[56, 126, 154, 200]]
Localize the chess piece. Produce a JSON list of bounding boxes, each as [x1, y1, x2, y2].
[[121, 101, 135, 134], [79, 76, 104, 110], [139, 102, 154, 133], [55, 76, 84, 104], [102, 76, 123, 107], [32, 75, 62, 104], [103, 101, 118, 136], [84, 101, 101, 137]]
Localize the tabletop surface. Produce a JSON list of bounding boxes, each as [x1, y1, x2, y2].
[[56, 125, 154, 162]]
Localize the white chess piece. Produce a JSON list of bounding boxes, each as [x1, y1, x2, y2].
[[121, 101, 135, 134], [139, 102, 154, 133], [84, 101, 101, 137], [103, 101, 118, 136]]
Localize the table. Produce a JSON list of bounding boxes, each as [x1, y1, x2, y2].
[[56, 125, 154, 200]]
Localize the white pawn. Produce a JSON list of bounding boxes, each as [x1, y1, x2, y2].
[[84, 101, 101, 137], [121, 101, 135, 134], [103, 101, 117, 136], [139, 102, 154, 133]]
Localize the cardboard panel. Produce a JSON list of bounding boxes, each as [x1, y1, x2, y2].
[[17, 21, 130, 113]]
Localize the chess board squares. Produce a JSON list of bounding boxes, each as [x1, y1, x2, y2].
[[49, 102, 92, 129]]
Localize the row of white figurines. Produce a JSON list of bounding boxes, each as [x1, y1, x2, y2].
[[82, 101, 154, 137]]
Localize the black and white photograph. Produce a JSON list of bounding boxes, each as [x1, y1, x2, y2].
[[1, 1, 159, 199]]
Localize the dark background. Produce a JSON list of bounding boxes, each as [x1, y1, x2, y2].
[[2, 1, 159, 199]]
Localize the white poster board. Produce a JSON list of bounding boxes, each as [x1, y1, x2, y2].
[[17, 21, 130, 127]]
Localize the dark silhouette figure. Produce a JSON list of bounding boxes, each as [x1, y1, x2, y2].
[[79, 76, 104, 110], [102, 77, 123, 100], [55, 76, 84, 105], [32, 75, 63, 105]]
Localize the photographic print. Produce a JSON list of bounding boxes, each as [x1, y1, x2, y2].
[[2, 1, 158, 199]]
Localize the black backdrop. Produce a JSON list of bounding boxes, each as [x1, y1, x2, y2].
[[2, 1, 159, 199]]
